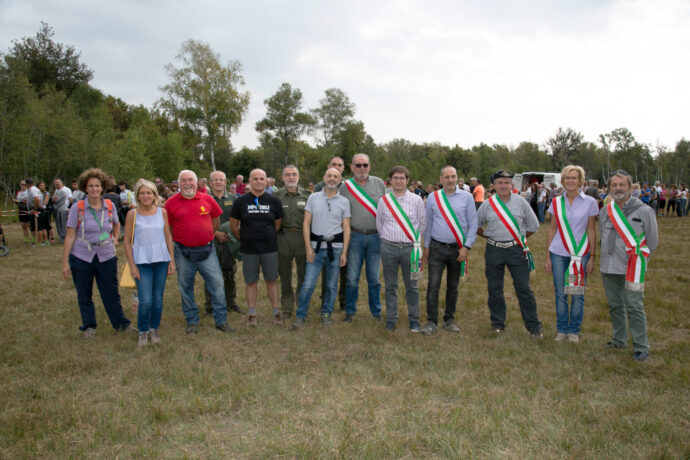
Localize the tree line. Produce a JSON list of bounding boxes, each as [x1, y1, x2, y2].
[[2, 23, 688, 203]]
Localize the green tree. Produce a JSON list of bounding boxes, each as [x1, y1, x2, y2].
[[548, 127, 583, 169], [255, 83, 315, 167], [311, 88, 355, 147], [158, 39, 250, 170], [2, 22, 93, 96]]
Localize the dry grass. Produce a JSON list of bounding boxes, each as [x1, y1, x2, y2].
[[0, 216, 688, 459]]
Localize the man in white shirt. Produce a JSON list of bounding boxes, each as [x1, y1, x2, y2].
[[52, 178, 72, 243]]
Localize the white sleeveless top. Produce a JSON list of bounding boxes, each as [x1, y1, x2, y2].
[[132, 207, 171, 265]]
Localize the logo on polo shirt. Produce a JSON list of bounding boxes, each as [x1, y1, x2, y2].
[[200, 205, 209, 215]]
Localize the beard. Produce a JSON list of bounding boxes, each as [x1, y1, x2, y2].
[[181, 187, 196, 198], [613, 191, 628, 201]]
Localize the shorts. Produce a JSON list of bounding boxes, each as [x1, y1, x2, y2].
[[37, 211, 51, 231], [241, 251, 279, 284]]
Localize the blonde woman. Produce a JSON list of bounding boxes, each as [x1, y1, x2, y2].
[[545, 165, 598, 342], [123, 180, 175, 347]]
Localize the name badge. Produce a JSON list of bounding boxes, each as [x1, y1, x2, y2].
[[99, 231, 109, 242], [224, 201, 233, 206], [297, 200, 306, 207]]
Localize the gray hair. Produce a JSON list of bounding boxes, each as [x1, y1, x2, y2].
[[608, 169, 633, 187], [178, 170, 197, 183], [210, 170, 226, 181]]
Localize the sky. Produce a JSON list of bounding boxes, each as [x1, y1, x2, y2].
[[1, 0, 688, 153]]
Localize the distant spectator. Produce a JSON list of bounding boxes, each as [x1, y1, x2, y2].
[[14, 180, 31, 243], [234, 175, 246, 195], [53, 178, 72, 243], [471, 177, 485, 210]]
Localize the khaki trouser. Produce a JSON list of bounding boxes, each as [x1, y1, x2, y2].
[[602, 273, 650, 353], [278, 231, 306, 315]]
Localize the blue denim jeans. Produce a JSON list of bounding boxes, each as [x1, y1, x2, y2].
[[69, 254, 131, 331], [174, 243, 227, 327], [550, 252, 590, 334], [538, 202, 546, 223], [135, 261, 169, 333], [296, 247, 342, 319], [345, 232, 382, 316]]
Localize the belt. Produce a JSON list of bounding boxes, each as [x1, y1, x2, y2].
[[487, 239, 518, 248], [382, 239, 412, 248], [282, 227, 301, 232], [352, 228, 378, 234], [431, 238, 458, 247]]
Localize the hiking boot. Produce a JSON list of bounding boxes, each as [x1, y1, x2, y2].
[[216, 322, 235, 333], [555, 332, 567, 341], [567, 334, 579, 343], [420, 322, 437, 336], [185, 324, 199, 334], [442, 320, 461, 333], [83, 328, 96, 339], [292, 317, 305, 330], [385, 321, 396, 332], [531, 329, 544, 339], [343, 313, 354, 323], [321, 314, 332, 326], [149, 329, 161, 344], [409, 321, 421, 333], [138, 333, 149, 347], [247, 315, 258, 328], [273, 312, 283, 326]]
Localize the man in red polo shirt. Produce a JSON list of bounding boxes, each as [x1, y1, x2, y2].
[[165, 169, 233, 334]]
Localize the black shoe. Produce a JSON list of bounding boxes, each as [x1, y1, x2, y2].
[[321, 314, 332, 326], [343, 313, 354, 323], [385, 322, 395, 332], [605, 341, 625, 349], [633, 351, 649, 362], [229, 305, 245, 314], [216, 322, 234, 333], [531, 329, 543, 339], [204, 306, 213, 315]]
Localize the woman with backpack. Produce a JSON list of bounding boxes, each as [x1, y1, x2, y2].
[[61, 168, 132, 338]]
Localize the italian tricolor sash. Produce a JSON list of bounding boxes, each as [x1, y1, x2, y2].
[[433, 189, 468, 277], [382, 193, 422, 275], [488, 195, 535, 271], [553, 196, 589, 295], [345, 178, 377, 218], [606, 201, 650, 292]]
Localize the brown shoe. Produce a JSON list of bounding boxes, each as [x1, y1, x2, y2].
[[273, 312, 283, 326], [247, 315, 258, 328]]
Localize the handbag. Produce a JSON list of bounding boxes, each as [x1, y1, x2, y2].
[[119, 211, 137, 289]]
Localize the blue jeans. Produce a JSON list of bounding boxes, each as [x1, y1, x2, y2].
[[69, 254, 131, 331], [174, 243, 227, 327], [550, 252, 590, 334], [538, 202, 546, 223], [345, 232, 382, 316], [296, 247, 342, 319], [135, 261, 169, 332]]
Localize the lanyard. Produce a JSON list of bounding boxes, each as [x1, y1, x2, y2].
[[87, 206, 105, 231]]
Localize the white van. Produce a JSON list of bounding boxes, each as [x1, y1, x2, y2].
[[513, 172, 562, 191]]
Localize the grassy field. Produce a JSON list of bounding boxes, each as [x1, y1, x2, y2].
[[0, 217, 688, 459]]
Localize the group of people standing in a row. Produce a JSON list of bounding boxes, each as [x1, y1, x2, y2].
[[58, 156, 658, 362]]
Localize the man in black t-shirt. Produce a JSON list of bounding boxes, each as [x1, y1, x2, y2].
[[230, 169, 284, 327]]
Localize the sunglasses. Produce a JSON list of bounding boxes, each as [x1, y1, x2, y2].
[[353, 163, 369, 168]]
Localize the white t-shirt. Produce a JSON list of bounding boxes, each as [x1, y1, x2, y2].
[[538, 189, 548, 203], [26, 186, 43, 209]]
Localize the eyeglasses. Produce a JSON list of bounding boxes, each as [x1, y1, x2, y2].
[[20, 183, 26, 186], [353, 163, 369, 168]]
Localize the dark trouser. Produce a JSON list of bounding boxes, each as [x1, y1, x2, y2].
[[278, 231, 307, 315], [320, 265, 347, 310], [56, 208, 69, 241], [484, 243, 541, 333], [380, 240, 419, 324], [426, 240, 462, 325], [204, 263, 237, 312], [69, 254, 131, 331]]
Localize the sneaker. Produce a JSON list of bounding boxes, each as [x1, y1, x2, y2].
[[530, 329, 543, 339], [282, 312, 292, 319], [567, 334, 579, 343], [185, 324, 199, 334], [83, 327, 96, 338], [632, 351, 649, 362], [273, 312, 283, 326], [493, 327, 505, 335], [216, 322, 235, 333], [138, 333, 149, 347], [385, 322, 396, 332], [442, 320, 461, 333], [555, 332, 567, 341], [409, 321, 421, 333], [420, 322, 438, 336], [121, 324, 135, 334], [292, 317, 305, 330], [229, 305, 245, 314], [321, 314, 332, 326], [605, 340, 624, 349], [247, 315, 258, 328], [343, 313, 354, 323], [149, 329, 161, 344]]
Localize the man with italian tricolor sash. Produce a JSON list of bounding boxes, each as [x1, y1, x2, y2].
[[375, 166, 426, 332], [340, 153, 387, 322], [420, 166, 477, 336], [599, 169, 658, 362], [477, 170, 542, 337], [545, 165, 599, 343]]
